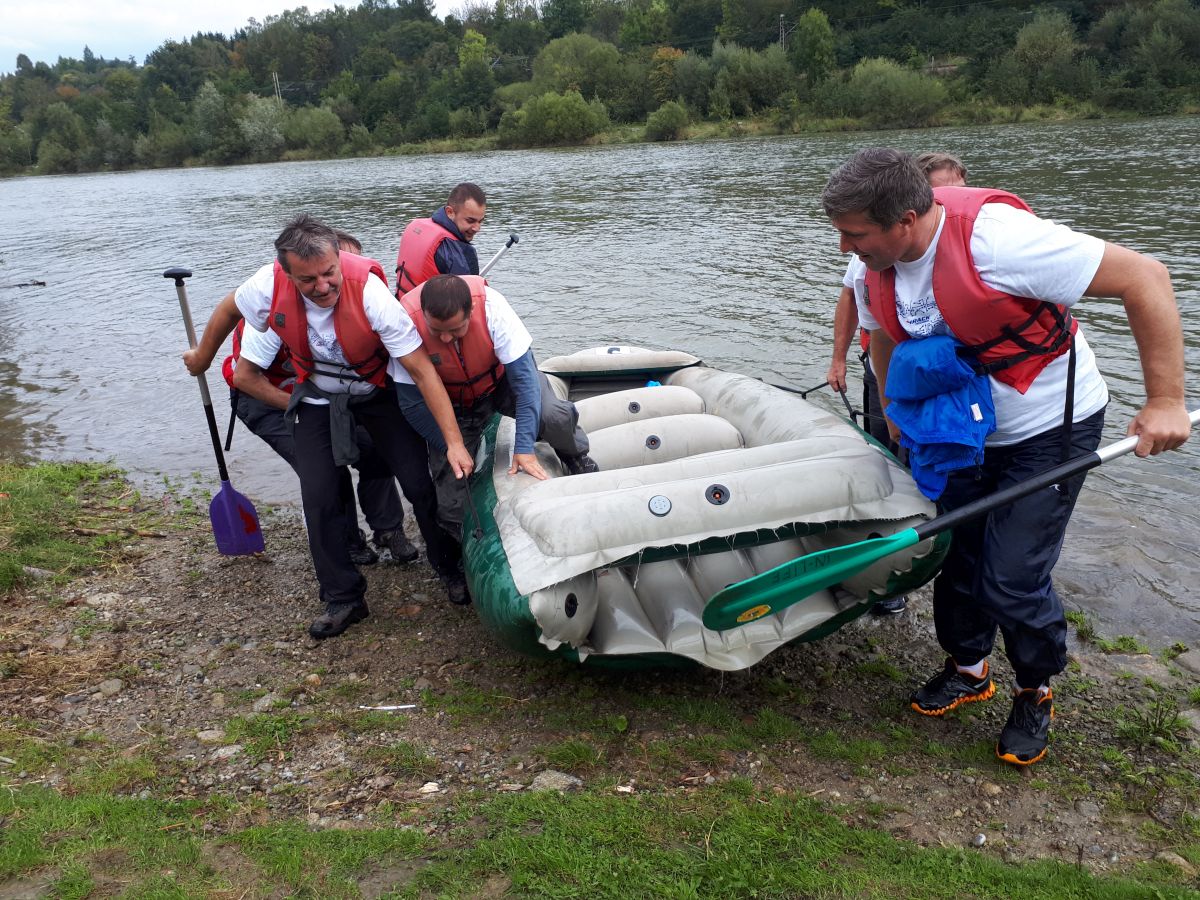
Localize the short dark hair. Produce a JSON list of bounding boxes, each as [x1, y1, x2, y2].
[[914, 151, 968, 184], [447, 182, 486, 209], [820, 148, 933, 228], [275, 214, 340, 272], [334, 230, 362, 255], [421, 274, 473, 320]]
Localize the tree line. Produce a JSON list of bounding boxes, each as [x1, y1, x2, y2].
[[1, 0, 1198, 175]]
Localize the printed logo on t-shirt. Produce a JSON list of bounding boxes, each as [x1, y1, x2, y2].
[[308, 326, 350, 371], [900, 294, 941, 338]]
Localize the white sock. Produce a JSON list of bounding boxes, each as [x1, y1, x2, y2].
[[955, 659, 987, 679], [1016, 682, 1050, 698]]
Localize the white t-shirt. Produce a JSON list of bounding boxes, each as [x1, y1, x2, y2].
[[390, 285, 533, 386], [234, 263, 423, 404], [846, 204, 1109, 445]]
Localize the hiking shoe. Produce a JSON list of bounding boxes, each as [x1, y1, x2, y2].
[[349, 529, 379, 566], [442, 571, 471, 606], [559, 453, 600, 475], [996, 688, 1054, 766], [309, 601, 370, 640], [376, 529, 419, 564], [910, 658, 995, 716], [871, 595, 908, 616]]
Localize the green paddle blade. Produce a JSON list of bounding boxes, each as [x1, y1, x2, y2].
[[702, 527, 922, 631]]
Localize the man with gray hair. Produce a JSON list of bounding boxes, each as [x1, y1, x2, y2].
[[821, 148, 1189, 765], [913, 151, 967, 188], [183, 214, 477, 638]]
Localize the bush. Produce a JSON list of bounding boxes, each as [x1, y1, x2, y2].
[[346, 124, 374, 155], [498, 89, 609, 147], [36, 138, 75, 174], [448, 107, 487, 138], [645, 100, 689, 140], [284, 105, 344, 154], [820, 57, 947, 128]]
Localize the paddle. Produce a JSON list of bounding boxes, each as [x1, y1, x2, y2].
[[702, 408, 1200, 631], [479, 232, 518, 277], [164, 267, 265, 556]]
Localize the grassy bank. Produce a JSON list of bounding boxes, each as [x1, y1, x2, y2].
[[3, 461, 1200, 898]]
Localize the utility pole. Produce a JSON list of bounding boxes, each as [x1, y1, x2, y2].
[[272, 72, 283, 107]]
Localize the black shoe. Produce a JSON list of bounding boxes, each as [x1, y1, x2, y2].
[[442, 571, 471, 606], [559, 453, 600, 475], [996, 688, 1054, 766], [349, 530, 379, 566], [871, 595, 907, 616], [309, 601, 370, 640], [375, 529, 419, 564], [910, 658, 995, 717]]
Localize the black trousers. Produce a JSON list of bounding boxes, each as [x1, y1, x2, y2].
[[291, 387, 460, 606], [932, 407, 1105, 687]]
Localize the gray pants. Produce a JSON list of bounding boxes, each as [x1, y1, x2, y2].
[[432, 371, 588, 536]]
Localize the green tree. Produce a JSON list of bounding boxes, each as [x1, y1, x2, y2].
[[238, 95, 285, 161], [542, 0, 591, 39], [790, 8, 834, 86], [826, 57, 947, 128], [284, 105, 344, 153], [620, 0, 669, 49], [531, 33, 622, 102], [459, 29, 490, 65]]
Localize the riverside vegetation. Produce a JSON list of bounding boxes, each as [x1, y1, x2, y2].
[[6, 461, 1200, 896], [2, 0, 1200, 176]]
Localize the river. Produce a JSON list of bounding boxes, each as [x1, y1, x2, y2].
[[1, 116, 1197, 645]]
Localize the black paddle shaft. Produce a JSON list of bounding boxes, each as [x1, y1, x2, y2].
[[165, 268, 232, 484], [913, 441, 1115, 544]]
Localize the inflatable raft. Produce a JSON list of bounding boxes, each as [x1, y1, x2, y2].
[[461, 347, 948, 671]]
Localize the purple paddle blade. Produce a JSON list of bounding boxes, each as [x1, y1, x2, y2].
[[209, 481, 265, 556]]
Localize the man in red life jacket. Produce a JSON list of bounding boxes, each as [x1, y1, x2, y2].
[[826, 153, 968, 617], [183, 215, 477, 638], [395, 274, 597, 537], [395, 182, 486, 297], [821, 148, 1190, 766], [221, 230, 418, 567]]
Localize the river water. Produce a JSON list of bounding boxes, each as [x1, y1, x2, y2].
[[1, 117, 1197, 645]]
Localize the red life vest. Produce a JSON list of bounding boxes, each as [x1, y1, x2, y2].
[[864, 186, 1077, 394], [395, 217, 457, 298], [400, 275, 504, 407], [221, 320, 296, 392], [267, 251, 392, 389]]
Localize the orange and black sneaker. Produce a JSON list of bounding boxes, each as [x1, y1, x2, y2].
[[996, 688, 1054, 766], [910, 657, 995, 716]]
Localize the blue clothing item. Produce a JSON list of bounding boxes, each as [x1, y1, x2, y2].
[[884, 335, 996, 501], [395, 349, 541, 454], [431, 207, 480, 276]]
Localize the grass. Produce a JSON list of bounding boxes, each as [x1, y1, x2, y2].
[[223, 712, 311, 762], [0, 462, 152, 592]]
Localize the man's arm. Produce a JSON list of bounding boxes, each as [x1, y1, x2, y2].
[[868, 328, 899, 443], [231, 359, 290, 410], [826, 286, 859, 392], [182, 291, 242, 375], [398, 348, 475, 478], [394, 382, 447, 450], [1085, 242, 1190, 457], [504, 351, 548, 480]]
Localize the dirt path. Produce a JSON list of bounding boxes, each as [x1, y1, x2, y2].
[[4, 504, 1200, 891]]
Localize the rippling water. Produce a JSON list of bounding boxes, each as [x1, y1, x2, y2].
[[1, 117, 1197, 643]]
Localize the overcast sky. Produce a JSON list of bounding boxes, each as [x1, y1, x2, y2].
[[0, 0, 461, 73]]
